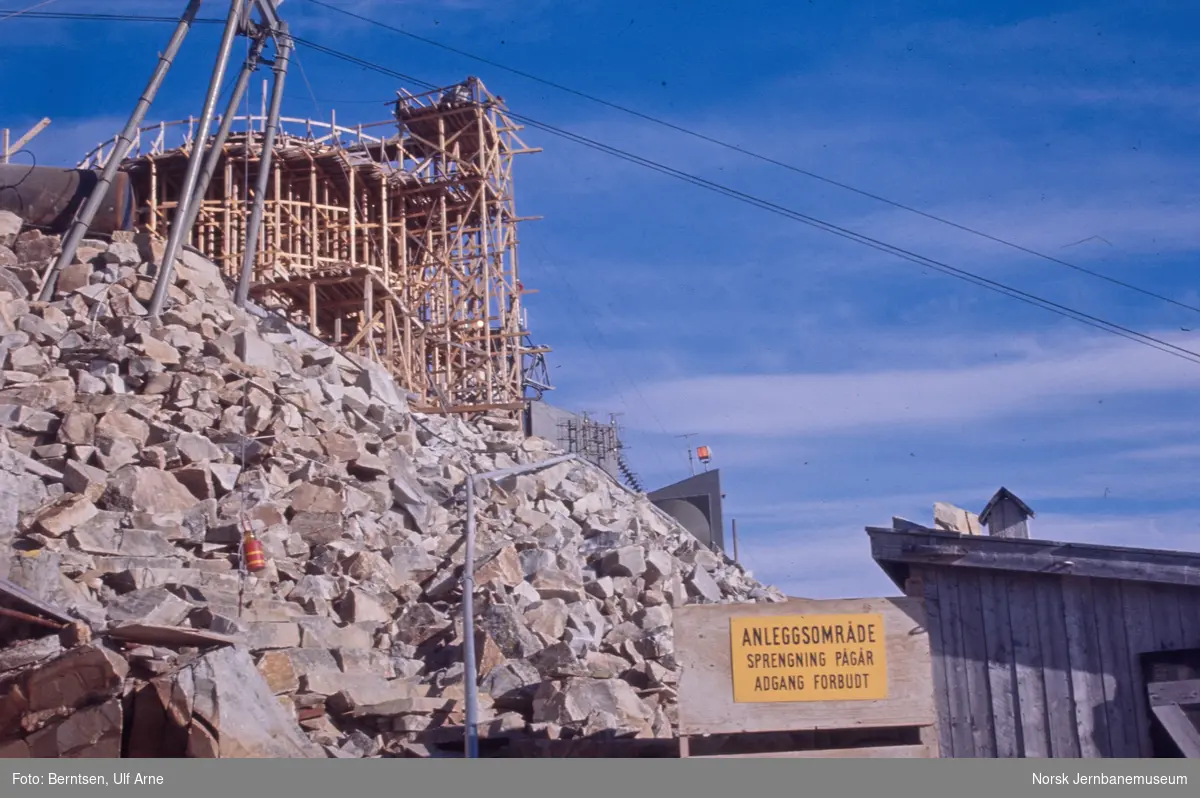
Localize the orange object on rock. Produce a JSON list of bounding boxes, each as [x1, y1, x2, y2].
[[242, 526, 267, 573]]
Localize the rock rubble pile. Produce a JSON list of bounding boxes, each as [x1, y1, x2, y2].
[[0, 209, 784, 758]]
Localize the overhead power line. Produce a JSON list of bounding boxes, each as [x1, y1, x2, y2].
[[5, 9, 1200, 368], [284, 38, 1200, 368], [298, 0, 1200, 318], [11, 8, 1199, 313], [0, 9, 225, 23], [0, 0, 59, 24]]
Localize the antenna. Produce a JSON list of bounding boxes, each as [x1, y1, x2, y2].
[[675, 432, 699, 476], [607, 412, 625, 454]]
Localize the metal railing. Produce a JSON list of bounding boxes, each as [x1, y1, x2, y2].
[[77, 114, 397, 170]]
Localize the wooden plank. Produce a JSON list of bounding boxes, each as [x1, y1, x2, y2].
[[1034, 578, 1081, 757], [5, 117, 51, 159], [1007, 575, 1049, 757], [1179, 586, 1200, 653], [673, 597, 935, 737], [977, 572, 1021, 758], [902, 574, 940, 758], [1148, 679, 1200, 707], [918, 571, 955, 758], [1149, 584, 1186, 654], [1120, 581, 1157, 757], [1090, 580, 1138, 757], [935, 569, 973, 755], [344, 310, 382, 349], [868, 529, 1200, 589], [1150, 704, 1200, 758], [1060, 576, 1110, 757], [413, 401, 527, 415], [308, 282, 318, 335], [937, 570, 974, 755], [952, 571, 997, 756], [697, 744, 932, 759], [919, 723, 941, 757], [957, 573, 998, 756]]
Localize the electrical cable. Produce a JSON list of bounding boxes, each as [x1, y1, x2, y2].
[[0, 9, 224, 23], [9, 7, 1196, 315], [0, 148, 37, 218], [530, 240, 671, 473], [297, 0, 1200, 317], [293, 49, 322, 117], [0, 0, 59, 24], [6, 9, 1199, 366], [285, 38, 1200, 367]]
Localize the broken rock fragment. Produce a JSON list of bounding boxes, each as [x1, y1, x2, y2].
[[0, 214, 787, 757]]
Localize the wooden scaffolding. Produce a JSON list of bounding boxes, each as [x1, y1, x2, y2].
[[81, 77, 549, 415]]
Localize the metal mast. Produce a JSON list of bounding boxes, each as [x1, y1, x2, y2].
[[36, 0, 289, 313]]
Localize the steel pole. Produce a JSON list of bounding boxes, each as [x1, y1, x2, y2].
[[37, 0, 202, 302], [234, 21, 291, 307], [179, 33, 266, 238], [459, 453, 577, 758], [462, 476, 480, 759], [148, 0, 245, 318]]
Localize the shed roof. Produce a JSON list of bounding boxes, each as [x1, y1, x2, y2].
[[867, 522, 1200, 591], [978, 486, 1035, 524]]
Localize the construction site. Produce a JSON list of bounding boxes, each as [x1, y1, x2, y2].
[[2, 0, 1200, 763], [80, 79, 547, 417]]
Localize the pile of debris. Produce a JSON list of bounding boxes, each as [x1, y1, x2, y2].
[[0, 210, 785, 758]]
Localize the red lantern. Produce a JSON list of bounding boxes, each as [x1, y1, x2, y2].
[[242, 523, 267, 573], [696, 445, 712, 464]]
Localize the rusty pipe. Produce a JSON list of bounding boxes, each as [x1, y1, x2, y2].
[[0, 606, 68, 630], [0, 165, 135, 235]]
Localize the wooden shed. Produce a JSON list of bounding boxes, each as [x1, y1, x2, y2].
[[868, 520, 1200, 758]]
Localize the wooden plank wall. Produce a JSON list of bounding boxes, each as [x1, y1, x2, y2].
[[915, 565, 1200, 757]]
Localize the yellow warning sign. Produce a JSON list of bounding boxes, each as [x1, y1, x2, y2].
[[729, 613, 888, 703]]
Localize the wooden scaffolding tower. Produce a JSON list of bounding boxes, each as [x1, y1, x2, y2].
[[81, 77, 549, 415]]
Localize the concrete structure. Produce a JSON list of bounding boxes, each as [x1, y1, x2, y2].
[[869, 520, 1200, 758], [525, 401, 622, 482], [648, 470, 725, 552]]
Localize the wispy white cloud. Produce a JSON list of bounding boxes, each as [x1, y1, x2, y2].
[[1032, 510, 1200, 552], [853, 195, 1200, 266], [1036, 418, 1200, 446], [1121, 443, 1200, 461], [606, 329, 1200, 437]]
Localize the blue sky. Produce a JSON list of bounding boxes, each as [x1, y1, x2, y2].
[[4, 0, 1200, 599]]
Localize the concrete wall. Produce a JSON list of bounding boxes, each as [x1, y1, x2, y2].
[[648, 470, 725, 552]]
